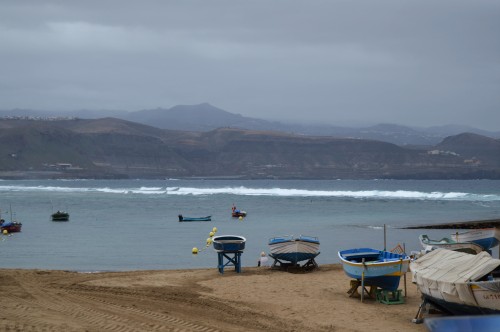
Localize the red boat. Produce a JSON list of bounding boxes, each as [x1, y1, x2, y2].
[[231, 205, 247, 218], [0, 219, 22, 233]]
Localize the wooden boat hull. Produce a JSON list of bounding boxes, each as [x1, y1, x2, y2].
[[212, 235, 246, 252], [338, 248, 410, 291], [268, 235, 320, 265], [419, 234, 484, 254], [450, 228, 500, 251], [411, 249, 500, 315], [178, 215, 211, 222]]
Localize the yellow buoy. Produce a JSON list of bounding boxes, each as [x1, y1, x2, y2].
[[212, 227, 217, 233], [2, 229, 8, 235], [209, 231, 215, 237], [206, 237, 213, 245], [239, 216, 243, 221], [192, 247, 199, 254]]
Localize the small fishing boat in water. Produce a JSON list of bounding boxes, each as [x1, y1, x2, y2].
[[231, 205, 247, 218], [178, 215, 211, 222], [51, 210, 70, 222], [450, 228, 500, 251], [419, 234, 484, 254], [0, 207, 22, 233], [338, 248, 410, 291], [0, 220, 22, 233]]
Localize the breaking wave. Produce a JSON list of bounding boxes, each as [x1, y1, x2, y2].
[[0, 184, 498, 201]]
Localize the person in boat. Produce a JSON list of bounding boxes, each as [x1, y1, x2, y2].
[[257, 252, 269, 267]]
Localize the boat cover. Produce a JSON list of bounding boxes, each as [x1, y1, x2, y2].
[[411, 249, 500, 306]]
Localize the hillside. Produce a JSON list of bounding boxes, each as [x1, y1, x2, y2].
[[2, 104, 499, 146], [0, 118, 499, 180]]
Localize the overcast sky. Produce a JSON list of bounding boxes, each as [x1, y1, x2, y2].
[[1, 1, 499, 130]]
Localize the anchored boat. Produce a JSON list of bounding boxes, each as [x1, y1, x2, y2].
[[178, 215, 211, 222], [52, 210, 70, 222]]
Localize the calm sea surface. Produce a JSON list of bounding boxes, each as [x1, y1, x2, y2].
[[1, 179, 499, 271]]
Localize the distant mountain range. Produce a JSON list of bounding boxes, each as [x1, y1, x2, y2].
[[0, 117, 499, 180], [2, 103, 499, 146]]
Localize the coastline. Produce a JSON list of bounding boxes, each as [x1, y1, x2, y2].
[[0, 264, 426, 332]]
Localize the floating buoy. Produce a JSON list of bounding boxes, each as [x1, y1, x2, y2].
[[239, 216, 243, 221], [192, 247, 199, 254], [2, 230, 8, 235], [206, 237, 213, 245], [212, 227, 217, 233], [209, 231, 215, 237]]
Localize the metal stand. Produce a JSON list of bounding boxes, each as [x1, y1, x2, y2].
[[217, 251, 242, 274], [269, 253, 319, 271]]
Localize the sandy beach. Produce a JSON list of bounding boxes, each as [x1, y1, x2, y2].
[[0, 264, 427, 332]]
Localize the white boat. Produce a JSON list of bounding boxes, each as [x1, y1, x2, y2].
[[450, 228, 500, 251], [419, 234, 484, 254], [411, 248, 500, 315], [268, 235, 320, 265]]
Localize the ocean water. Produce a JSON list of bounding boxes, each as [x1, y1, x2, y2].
[[1, 179, 499, 272]]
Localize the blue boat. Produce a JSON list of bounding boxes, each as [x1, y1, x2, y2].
[[450, 228, 500, 251], [425, 315, 500, 332], [268, 235, 320, 265], [178, 215, 211, 222], [212, 235, 246, 252], [338, 248, 410, 291]]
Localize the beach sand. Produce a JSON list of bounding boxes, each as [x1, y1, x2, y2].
[[0, 264, 427, 331]]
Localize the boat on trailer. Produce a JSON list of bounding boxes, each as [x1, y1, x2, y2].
[[338, 248, 410, 291], [411, 248, 500, 316], [419, 234, 484, 254]]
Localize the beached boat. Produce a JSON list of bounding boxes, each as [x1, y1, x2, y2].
[[411, 248, 500, 315], [178, 215, 211, 222], [450, 228, 500, 251], [419, 234, 484, 254], [51, 210, 69, 222], [338, 248, 410, 291], [268, 235, 320, 265], [212, 235, 246, 252]]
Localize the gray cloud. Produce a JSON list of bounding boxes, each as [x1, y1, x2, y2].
[[1, 0, 499, 130]]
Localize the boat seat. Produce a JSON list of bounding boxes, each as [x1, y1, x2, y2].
[[343, 252, 380, 260]]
